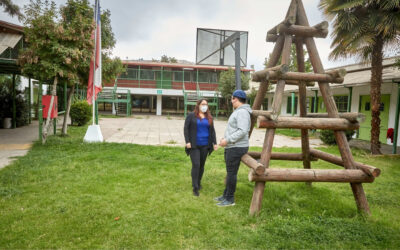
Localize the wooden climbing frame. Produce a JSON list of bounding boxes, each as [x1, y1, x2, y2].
[[243, 0, 380, 216]]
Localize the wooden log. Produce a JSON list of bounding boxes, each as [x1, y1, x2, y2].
[[257, 116, 360, 130], [254, 71, 344, 84], [268, 79, 315, 86], [247, 151, 317, 161], [251, 110, 273, 119], [309, 149, 381, 177], [277, 24, 328, 38], [296, 40, 312, 186], [306, 112, 365, 123], [326, 69, 347, 78], [252, 64, 289, 82], [241, 154, 265, 175], [266, 33, 302, 43], [248, 168, 375, 183], [314, 21, 329, 30], [284, 0, 297, 25], [296, 0, 370, 214], [250, 179, 266, 216]]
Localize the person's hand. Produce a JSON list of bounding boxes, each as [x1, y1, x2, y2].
[[186, 142, 191, 148], [219, 138, 227, 147], [213, 144, 218, 151]]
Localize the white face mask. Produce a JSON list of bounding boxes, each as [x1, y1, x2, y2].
[[200, 105, 208, 113]]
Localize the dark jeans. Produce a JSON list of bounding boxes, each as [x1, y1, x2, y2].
[[223, 147, 248, 202], [189, 145, 209, 190]]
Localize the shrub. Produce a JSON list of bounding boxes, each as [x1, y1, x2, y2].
[[319, 129, 356, 145], [70, 100, 92, 126]]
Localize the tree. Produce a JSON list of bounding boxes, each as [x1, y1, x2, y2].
[[219, 68, 250, 113], [264, 44, 313, 72], [319, 0, 400, 154], [59, 0, 124, 136], [0, 0, 24, 20], [160, 55, 178, 63], [19, 0, 93, 143]]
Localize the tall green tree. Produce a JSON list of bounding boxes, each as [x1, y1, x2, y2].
[[319, 0, 400, 154], [19, 0, 93, 143], [0, 0, 24, 20], [219, 68, 250, 113]]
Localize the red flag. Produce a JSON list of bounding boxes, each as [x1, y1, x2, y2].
[[87, 0, 102, 105]]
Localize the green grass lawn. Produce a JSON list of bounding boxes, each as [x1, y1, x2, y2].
[[0, 125, 399, 248]]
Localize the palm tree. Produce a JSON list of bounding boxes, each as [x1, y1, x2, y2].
[[319, 0, 400, 154], [0, 0, 24, 21]]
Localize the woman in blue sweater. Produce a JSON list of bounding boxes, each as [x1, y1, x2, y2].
[[184, 99, 218, 196]]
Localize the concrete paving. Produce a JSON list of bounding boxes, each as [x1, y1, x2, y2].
[[0, 114, 324, 170], [100, 115, 324, 148]]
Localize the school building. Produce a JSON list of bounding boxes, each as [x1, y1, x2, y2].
[[253, 56, 400, 145], [102, 60, 253, 115]]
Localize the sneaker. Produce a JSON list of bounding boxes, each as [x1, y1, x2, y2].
[[213, 195, 225, 202], [193, 189, 199, 197], [217, 199, 235, 207]]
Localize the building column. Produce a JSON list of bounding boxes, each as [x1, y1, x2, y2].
[[291, 92, 295, 116], [156, 95, 162, 116], [347, 87, 353, 112]]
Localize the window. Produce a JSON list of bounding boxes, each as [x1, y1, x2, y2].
[[210, 72, 218, 83], [334, 96, 348, 112], [174, 71, 183, 81], [287, 96, 298, 114], [198, 72, 209, 83], [263, 98, 268, 110], [140, 69, 155, 80], [310, 97, 318, 113], [120, 68, 137, 79]]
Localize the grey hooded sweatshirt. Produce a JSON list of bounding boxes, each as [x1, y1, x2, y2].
[[224, 104, 252, 148]]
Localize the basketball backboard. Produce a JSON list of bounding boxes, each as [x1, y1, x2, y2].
[[196, 28, 248, 67]]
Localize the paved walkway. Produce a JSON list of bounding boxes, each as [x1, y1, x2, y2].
[[101, 115, 324, 148], [5, 114, 397, 170]]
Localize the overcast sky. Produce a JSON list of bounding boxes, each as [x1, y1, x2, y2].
[[1, 0, 358, 71]]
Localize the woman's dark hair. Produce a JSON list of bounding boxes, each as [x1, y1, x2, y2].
[[194, 99, 213, 125]]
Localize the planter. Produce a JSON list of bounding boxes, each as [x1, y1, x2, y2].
[[3, 117, 12, 129]]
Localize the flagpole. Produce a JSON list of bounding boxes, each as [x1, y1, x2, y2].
[[92, 0, 98, 125]]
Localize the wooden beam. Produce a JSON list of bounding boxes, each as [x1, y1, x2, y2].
[[268, 79, 315, 86], [248, 168, 374, 183], [253, 71, 344, 83], [252, 64, 289, 82], [251, 110, 273, 119], [257, 116, 360, 130], [241, 154, 265, 175], [309, 149, 381, 177], [266, 33, 302, 43], [306, 112, 365, 123], [277, 23, 328, 38], [247, 151, 317, 161]]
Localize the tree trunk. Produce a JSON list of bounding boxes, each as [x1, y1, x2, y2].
[[370, 37, 383, 155], [42, 76, 58, 144], [62, 84, 75, 135]]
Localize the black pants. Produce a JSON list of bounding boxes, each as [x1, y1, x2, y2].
[[189, 145, 209, 190], [223, 147, 248, 202]]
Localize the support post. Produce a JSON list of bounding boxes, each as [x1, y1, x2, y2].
[[95, 100, 99, 124], [313, 90, 318, 113], [38, 81, 43, 143], [138, 65, 141, 88], [28, 78, 31, 124], [347, 87, 353, 113], [12, 73, 16, 129], [291, 92, 295, 116], [393, 82, 400, 154], [235, 36, 241, 90], [53, 118, 57, 135]]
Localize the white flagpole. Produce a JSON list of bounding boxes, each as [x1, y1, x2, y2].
[[83, 0, 103, 143], [92, 0, 98, 125]]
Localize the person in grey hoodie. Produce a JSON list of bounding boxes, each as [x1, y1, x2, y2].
[[215, 89, 252, 207]]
